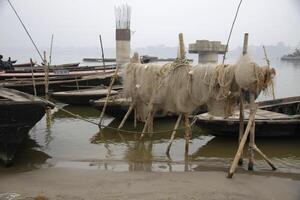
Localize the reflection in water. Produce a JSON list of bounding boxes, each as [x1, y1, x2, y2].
[[0, 135, 51, 171], [125, 141, 153, 171], [44, 107, 53, 149]]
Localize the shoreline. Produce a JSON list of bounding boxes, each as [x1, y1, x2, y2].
[[0, 167, 299, 200]]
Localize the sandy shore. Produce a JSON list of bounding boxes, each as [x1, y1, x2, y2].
[[0, 167, 299, 200]]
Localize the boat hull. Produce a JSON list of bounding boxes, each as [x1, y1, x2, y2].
[[195, 96, 300, 138], [0, 101, 46, 165], [2, 74, 114, 95], [196, 118, 299, 137]]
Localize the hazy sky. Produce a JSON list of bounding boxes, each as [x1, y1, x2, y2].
[[0, 0, 299, 50]]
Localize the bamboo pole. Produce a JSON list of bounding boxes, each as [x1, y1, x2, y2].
[[43, 51, 49, 95], [30, 58, 37, 96], [238, 33, 248, 165], [242, 33, 249, 55], [227, 106, 257, 178], [75, 76, 79, 90], [248, 93, 255, 171], [178, 33, 185, 59], [98, 66, 120, 127], [166, 114, 182, 156], [117, 101, 135, 130], [183, 113, 191, 157], [49, 34, 54, 65], [140, 118, 149, 140], [140, 105, 155, 139], [134, 108, 137, 128], [238, 89, 244, 166], [253, 145, 276, 170], [140, 107, 154, 139], [147, 111, 154, 134], [263, 45, 275, 100], [99, 34, 106, 72]]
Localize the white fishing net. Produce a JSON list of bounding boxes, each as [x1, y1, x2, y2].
[[122, 54, 275, 122]]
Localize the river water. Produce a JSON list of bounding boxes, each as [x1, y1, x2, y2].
[[1, 58, 300, 177]]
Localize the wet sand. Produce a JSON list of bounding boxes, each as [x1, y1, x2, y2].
[[0, 167, 299, 200]]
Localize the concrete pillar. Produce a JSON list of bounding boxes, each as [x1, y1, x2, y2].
[[116, 29, 131, 67], [198, 53, 218, 64], [188, 40, 226, 64]]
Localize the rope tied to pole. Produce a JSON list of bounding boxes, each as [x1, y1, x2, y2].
[[38, 96, 197, 135]]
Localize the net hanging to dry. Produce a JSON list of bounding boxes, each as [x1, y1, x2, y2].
[[122, 54, 276, 121]]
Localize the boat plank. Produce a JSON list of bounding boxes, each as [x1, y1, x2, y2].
[[0, 89, 31, 101]]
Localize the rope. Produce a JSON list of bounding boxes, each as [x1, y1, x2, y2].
[[7, 0, 44, 63], [38, 96, 197, 135], [222, 0, 243, 64]]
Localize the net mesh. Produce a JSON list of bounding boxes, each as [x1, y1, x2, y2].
[[122, 54, 276, 121]]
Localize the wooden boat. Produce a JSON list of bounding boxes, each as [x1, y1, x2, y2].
[[91, 93, 131, 117], [83, 58, 116, 62], [12, 62, 80, 69], [0, 68, 115, 80], [49, 62, 80, 68], [1, 73, 115, 95], [0, 87, 53, 165], [91, 93, 197, 119], [195, 96, 300, 137], [51, 87, 119, 105], [12, 62, 35, 68]]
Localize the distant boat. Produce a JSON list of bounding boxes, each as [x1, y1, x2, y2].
[[0, 87, 53, 165], [1, 73, 116, 95], [195, 96, 300, 137], [281, 48, 300, 61]]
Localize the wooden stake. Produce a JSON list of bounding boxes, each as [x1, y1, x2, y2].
[[99, 34, 106, 72], [140, 118, 149, 140], [49, 34, 54, 65], [147, 111, 154, 134], [30, 58, 37, 96], [75, 76, 79, 90], [43, 51, 49, 95], [248, 93, 255, 171], [98, 65, 120, 127], [227, 106, 257, 178], [140, 109, 153, 139], [117, 101, 135, 130], [166, 114, 182, 156], [178, 33, 185, 59], [238, 33, 248, 165], [183, 113, 191, 157], [134, 108, 137, 128], [242, 33, 249, 56], [238, 89, 244, 166], [253, 145, 276, 170]]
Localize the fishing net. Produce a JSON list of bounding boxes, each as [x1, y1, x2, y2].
[[122, 54, 275, 121]]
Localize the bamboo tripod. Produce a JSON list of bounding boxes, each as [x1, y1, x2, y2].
[[228, 92, 276, 178], [227, 33, 276, 178]]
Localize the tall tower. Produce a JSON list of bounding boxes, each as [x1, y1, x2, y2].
[[115, 4, 131, 67]]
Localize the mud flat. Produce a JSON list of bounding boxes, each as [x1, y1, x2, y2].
[[0, 167, 299, 200]]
